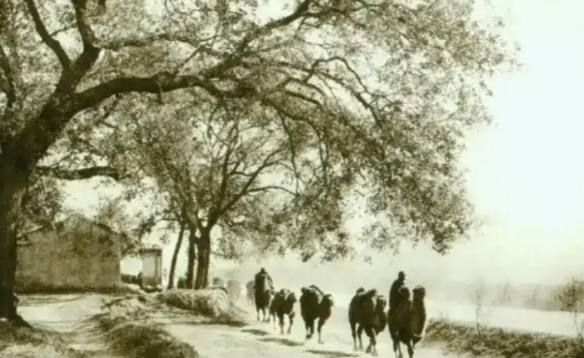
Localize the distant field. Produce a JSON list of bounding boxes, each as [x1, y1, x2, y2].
[[324, 293, 578, 338]]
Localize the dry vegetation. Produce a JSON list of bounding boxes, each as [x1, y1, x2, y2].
[[95, 288, 249, 358], [0, 320, 83, 358], [159, 288, 248, 327], [425, 318, 584, 358], [423, 277, 584, 358], [97, 314, 198, 358], [95, 293, 198, 358]]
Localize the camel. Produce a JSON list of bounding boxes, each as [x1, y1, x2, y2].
[[246, 280, 255, 305], [212, 276, 225, 287], [373, 295, 388, 335], [269, 288, 298, 334], [300, 285, 335, 343], [226, 279, 242, 302], [254, 273, 274, 322], [388, 285, 427, 358], [348, 288, 386, 356]]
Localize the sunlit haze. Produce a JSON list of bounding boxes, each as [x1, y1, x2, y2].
[[62, 0, 584, 293]]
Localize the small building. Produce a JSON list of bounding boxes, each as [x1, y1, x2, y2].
[[15, 215, 125, 292], [140, 246, 163, 288]]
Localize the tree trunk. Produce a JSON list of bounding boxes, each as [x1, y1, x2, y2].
[[194, 230, 211, 289], [167, 220, 186, 289], [185, 230, 197, 289], [0, 153, 31, 324]]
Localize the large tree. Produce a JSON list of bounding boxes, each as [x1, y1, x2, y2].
[[0, 0, 515, 320], [123, 99, 356, 288]]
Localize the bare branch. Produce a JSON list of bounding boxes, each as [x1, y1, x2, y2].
[[99, 33, 216, 52], [212, 124, 238, 215], [35, 165, 122, 180], [24, 0, 72, 72], [216, 147, 287, 217]]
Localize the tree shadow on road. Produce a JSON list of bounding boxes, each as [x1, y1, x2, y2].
[[305, 349, 359, 357], [241, 328, 270, 336], [259, 336, 304, 347]]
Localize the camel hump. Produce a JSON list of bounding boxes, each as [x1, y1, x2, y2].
[[376, 295, 388, 308], [398, 286, 411, 300], [308, 285, 324, 296], [413, 285, 426, 300], [365, 288, 378, 298], [321, 294, 334, 307]]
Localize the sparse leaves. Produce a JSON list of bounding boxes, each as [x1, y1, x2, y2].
[[556, 278, 584, 313], [16, 174, 64, 233]]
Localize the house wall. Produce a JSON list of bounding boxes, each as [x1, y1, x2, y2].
[[16, 220, 121, 292]]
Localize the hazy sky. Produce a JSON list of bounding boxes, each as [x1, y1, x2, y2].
[[63, 0, 584, 286]]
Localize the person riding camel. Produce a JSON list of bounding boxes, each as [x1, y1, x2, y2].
[[388, 271, 406, 317], [255, 267, 274, 289]]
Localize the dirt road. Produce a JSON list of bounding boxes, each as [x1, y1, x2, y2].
[[164, 303, 450, 358], [19, 294, 123, 357], [16, 294, 452, 358]]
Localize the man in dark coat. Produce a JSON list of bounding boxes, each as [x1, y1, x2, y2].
[[388, 271, 406, 317], [255, 268, 274, 288]]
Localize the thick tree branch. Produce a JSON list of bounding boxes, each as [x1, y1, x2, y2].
[[67, 0, 101, 90], [244, 185, 297, 197], [13, 0, 316, 175], [35, 165, 122, 180], [73, 73, 251, 115], [70, 0, 317, 118], [0, 43, 16, 131], [24, 0, 72, 72]]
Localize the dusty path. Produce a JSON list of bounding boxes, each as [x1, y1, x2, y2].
[[164, 302, 451, 358], [14, 294, 453, 358], [19, 294, 123, 357]]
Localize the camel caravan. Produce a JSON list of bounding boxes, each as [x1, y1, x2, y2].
[[238, 268, 427, 358]]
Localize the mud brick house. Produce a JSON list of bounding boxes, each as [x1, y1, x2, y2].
[[15, 215, 125, 292]]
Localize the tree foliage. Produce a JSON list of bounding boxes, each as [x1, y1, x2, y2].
[[0, 0, 517, 261], [16, 174, 63, 234], [556, 278, 584, 313]]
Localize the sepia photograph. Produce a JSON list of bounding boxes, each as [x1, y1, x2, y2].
[[0, 0, 579, 357]]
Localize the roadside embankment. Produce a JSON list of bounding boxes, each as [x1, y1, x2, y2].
[[0, 318, 84, 358], [425, 317, 584, 358], [95, 293, 198, 358], [159, 288, 248, 326]]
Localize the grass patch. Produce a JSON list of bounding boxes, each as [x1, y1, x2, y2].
[[425, 317, 584, 358], [0, 319, 83, 358], [160, 289, 248, 327], [96, 313, 198, 358]]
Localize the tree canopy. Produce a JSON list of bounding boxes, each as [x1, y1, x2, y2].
[[0, 0, 518, 310]]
